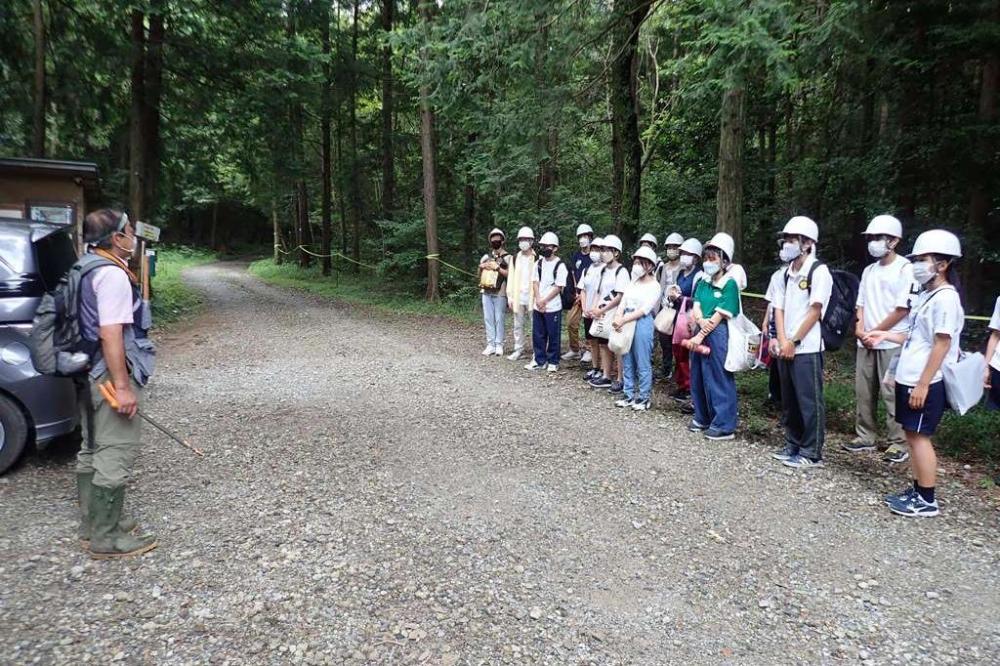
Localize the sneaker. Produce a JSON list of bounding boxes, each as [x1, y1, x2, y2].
[[481, 345, 494, 356], [704, 428, 735, 441], [507, 350, 523, 361], [561, 350, 580, 361], [884, 486, 917, 506], [607, 381, 624, 394], [524, 360, 542, 370], [670, 389, 690, 403], [884, 444, 909, 464], [581, 350, 593, 364], [843, 438, 876, 453], [546, 364, 559, 373], [679, 401, 695, 415], [583, 369, 599, 381], [888, 493, 939, 518], [615, 397, 635, 408], [493, 346, 505, 356], [770, 445, 797, 461], [589, 377, 612, 389], [687, 420, 707, 433], [781, 454, 825, 469], [632, 399, 651, 411]]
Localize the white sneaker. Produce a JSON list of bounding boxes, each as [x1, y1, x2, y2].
[[481, 345, 494, 356], [507, 350, 522, 361], [547, 364, 558, 373], [560, 350, 579, 361], [524, 360, 542, 370], [615, 397, 633, 408], [632, 400, 651, 411], [581, 351, 592, 364], [493, 345, 504, 356]]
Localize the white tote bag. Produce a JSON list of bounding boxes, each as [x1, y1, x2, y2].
[[589, 307, 616, 340], [608, 319, 636, 355], [942, 351, 986, 415], [724, 313, 763, 373], [653, 305, 678, 335]]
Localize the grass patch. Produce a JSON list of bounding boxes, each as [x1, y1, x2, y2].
[[151, 246, 217, 327], [248, 258, 482, 326]]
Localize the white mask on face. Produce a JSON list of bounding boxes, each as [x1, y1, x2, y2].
[[679, 254, 694, 268], [912, 260, 937, 286], [702, 261, 720, 276], [115, 232, 137, 257], [666, 249, 680, 261], [779, 241, 801, 263], [579, 237, 591, 249], [589, 250, 601, 263], [518, 240, 532, 252], [631, 264, 643, 280], [601, 250, 614, 264], [868, 239, 889, 259]]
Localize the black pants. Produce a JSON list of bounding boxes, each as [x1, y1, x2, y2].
[[658, 331, 673, 375], [777, 352, 825, 460], [768, 361, 782, 402]]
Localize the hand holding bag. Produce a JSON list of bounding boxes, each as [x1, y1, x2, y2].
[[608, 316, 636, 355], [589, 306, 616, 339], [654, 304, 678, 335]]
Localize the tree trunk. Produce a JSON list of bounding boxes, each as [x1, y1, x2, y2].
[[610, 87, 624, 231], [609, 0, 651, 239], [381, 0, 395, 220], [716, 86, 745, 257], [418, 0, 440, 302], [349, 0, 361, 271], [128, 9, 146, 221], [273, 202, 283, 265], [142, 0, 165, 218], [32, 0, 46, 157], [210, 201, 218, 249], [321, 5, 333, 276]]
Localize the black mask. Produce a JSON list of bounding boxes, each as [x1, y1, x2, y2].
[[540, 247, 554, 258], [490, 240, 502, 249]]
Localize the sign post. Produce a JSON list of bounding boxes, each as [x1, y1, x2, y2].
[[134, 221, 161, 301]]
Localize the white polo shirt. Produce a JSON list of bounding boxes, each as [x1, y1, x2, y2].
[[988, 297, 1000, 371], [764, 266, 787, 304], [774, 254, 833, 354], [532, 257, 568, 313], [896, 286, 964, 386], [856, 255, 917, 350]]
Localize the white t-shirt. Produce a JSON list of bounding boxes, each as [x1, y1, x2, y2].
[[987, 296, 1000, 370], [531, 257, 568, 313], [620, 278, 662, 316], [773, 255, 833, 354], [896, 286, 964, 386], [596, 263, 629, 304], [92, 266, 135, 326], [856, 255, 917, 350], [579, 262, 605, 311]]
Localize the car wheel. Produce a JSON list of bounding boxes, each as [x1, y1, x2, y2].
[[0, 393, 29, 475]]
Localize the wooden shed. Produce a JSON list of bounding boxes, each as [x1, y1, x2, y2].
[[0, 157, 101, 248]]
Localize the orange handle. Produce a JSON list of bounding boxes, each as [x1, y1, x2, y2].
[[99, 382, 120, 410]]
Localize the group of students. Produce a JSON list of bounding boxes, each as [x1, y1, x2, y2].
[[478, 216, 999, 518]]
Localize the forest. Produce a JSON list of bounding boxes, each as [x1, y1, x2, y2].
[[2, 0, 998, 311]]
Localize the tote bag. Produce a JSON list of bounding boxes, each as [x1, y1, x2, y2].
[[942, 351, 986, 415], [672, 298, 692, 345], [724, 313, 763, 373], [608, 319, 636, 355], [589, 307, 616, 339], [654, 304, 678, 335]]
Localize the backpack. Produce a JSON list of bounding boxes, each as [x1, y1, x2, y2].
[[29, 254, 118, 377], [784, 261, 860, 351], [536, 258, 575, 310]]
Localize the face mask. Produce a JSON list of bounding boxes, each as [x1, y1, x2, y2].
[[490, 240, 502, 249], [666, 249, 680, 261], [519, 240, 532, 252], [867, 239, 889, 259], [589, 250, 601, 263], [779, 241, 801, 263], [601, 250, 614, 264], [579, 237, 591, 249], [703, 261, 720, 276], [679, 255, 694, 268], [540, 247, 554, 258], [912, 260, 937, 286], [631, 264, 643, 280], [116, 232, 137, 257]]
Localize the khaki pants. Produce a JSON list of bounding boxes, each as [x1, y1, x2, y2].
[[855, 347, 904, 447], [76, 374, 144, 488], [566, 300, 583, 352]]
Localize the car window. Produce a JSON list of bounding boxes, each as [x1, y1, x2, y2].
[[0, 235, 28, 277], [33, 231, 77, 291]]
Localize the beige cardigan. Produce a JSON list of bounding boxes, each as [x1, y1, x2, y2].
[[505, 250, 536, 315]]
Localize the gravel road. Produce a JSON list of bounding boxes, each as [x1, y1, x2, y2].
[[1, 261, 998, 666]]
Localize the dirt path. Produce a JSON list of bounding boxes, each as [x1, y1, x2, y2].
[[1, 261, 998, 665]]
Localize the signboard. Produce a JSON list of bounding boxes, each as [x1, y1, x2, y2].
[[135, 221, 161, 242]]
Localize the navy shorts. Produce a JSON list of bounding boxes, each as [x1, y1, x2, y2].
[[895, 381, 946, 436], [988, 367, 1000, 411], [583, 317, 596, 341]]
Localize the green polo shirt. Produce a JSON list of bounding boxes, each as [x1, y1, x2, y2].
[[693, 275, 741, 318]]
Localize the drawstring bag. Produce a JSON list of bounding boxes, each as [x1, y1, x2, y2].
[[654, 303, 678, 335], [724, 313, 763, 373], [671, 298, 692, 345], [942, 351, 986, 415], [589, 307, 616, 339], [608, 318, 636, 355]]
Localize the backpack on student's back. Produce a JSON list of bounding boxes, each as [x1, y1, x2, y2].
[[29, 253, 117, 377], [536, 259, 575, 310], [785, 262, 860, 351]]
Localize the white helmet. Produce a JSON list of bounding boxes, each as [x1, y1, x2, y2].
[[603, 234, 623, 253], [539, 231, 559, 247], [780, 216, 819, 242], [516, 226, 535, 240], [863, 215, 902, 238], [664, 232, 684, 247], [576, 223, 594, 237], [639, 233, 658, 248], [706, 232, 735, 261], [632, 246, 658, 266], [590, 236, 605, 248], [908, 229, 962, 259], [487, 227, 505, 240], [679, 237, 702, 256]]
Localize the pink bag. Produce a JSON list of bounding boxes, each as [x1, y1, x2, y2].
[[672, 297, 692, 345]]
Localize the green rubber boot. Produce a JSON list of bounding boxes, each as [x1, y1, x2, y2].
[[88, 484, 158, 560], [77, 473, 139, 548]]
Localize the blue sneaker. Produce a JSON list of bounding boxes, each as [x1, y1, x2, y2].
[[888, 493, 939, 518], [781, 454, 824, 469], [589, 377, 612, 389], [607, 381, 624, 394], [704, 428, 734, 441], [770, 445, 797, 461], [687, 420, 707, 433], [884, 486, 917, 506]]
